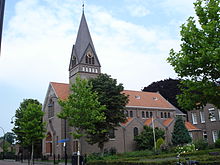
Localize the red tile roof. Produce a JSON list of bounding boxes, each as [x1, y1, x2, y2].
[[163, 118, 174, 127], [50, 82, 69, 100], [123, 90, 175, 109], [185, 122, 201, 131], [144, 118, 152, 126], [121, 117, 133, 126]]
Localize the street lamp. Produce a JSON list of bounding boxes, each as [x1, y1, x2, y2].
[[0, 126, 5, 160], [10, 116, 15, 124]]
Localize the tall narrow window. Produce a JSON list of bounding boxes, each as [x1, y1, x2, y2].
[[146, 111, 149, 118], [109, 129, 115, 139], [86, 56, 88, 63], [192, 112, 198, 124], [212, 130, 218, 143], [130, 111, 133, 117], [189, 132, 193, 139], [125, 110, 128, 117], [150, 112, 153, 118], [92, 57, 95, 64], [142, 111, 145, 118], [133, 127, 139, 138], [209, 108, 216, 121], [203, 131, 207, 141], [161, 112, 163, 118], [200, 111, 205, 123], [164, 112, 167, 118], [48, 99, 54, 118], [168, 112, 171, 118]]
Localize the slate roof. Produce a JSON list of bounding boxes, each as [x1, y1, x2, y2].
[[50, 82, 69, 100], [73, 12, 96, 62], [123, 90, 176, 110]]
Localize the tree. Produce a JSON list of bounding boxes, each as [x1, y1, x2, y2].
[[167, 0, 220, 110], [134, 126, 165, 150], [0, 132, 16, 144], [13, 99, 45, 165], [87, 74, 129, 153], [172, 117, 191, 146], [58, 76, 106, 152]]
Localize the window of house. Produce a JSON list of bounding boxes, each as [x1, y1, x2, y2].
[[212, 130, 218, 143], [135, 96, 141, 99], [161, 112, 163, 118], [130, 111, 133, 117], [192, 112, 198, 124], [109, 129, 115, 139], [203, 131, 207, 141], [168, 112, 171, 118], [92, 57, 95, 64], [72, 56, 76, 67], [86, 56, 88, 63], [164, 112, 167, 118], [209, 108, 216, 121], [133, 127, 139, 138], [146, 111, 149, 118], [48, 99, 54, 118], [82, 66, 85, 72], [95, 68, 98, 73], [89, 68, 91, 72], [125, 110, 128, 117], [141, 111, 145, 118], [200, 111, 205, 123], [150, 112, 153, 118]]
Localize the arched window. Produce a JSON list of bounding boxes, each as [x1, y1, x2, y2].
[[48, 99, 54, 118], [164, 112, 167, 118], [168, 112, 171, 118], [146, 111, 149, 118], [142, 111, 145, 118], [130, 111, 133, 117], [161, 112, 164, 118], [150, 112, 153, 117], [134, 127, 139, 138]]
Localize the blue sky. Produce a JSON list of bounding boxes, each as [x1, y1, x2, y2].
[[0, 0, 196, 136]]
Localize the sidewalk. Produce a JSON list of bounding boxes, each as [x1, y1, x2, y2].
[[0, 159, 72, 165]]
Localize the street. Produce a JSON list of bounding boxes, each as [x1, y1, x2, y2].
[[0, 160, 71, 165]]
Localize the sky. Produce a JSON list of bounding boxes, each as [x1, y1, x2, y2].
[[0, 0, 197, 136]]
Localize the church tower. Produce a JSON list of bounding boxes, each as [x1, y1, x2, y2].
[[69, 12, 101, 84]]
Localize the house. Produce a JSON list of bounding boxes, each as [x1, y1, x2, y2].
[[42, 11, 198, 158], [187, 104, 220, 144]]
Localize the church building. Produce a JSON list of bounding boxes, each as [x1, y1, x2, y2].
[[42, 11, 199, 158]]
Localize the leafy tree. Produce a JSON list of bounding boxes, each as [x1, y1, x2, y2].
[[134, 126, 165, 150], [87, 74, 129, 153], [13, 99, 45, 165], [58, 76, 106, 151], [172, 117, 191, 146], [167, 0, 220, 110], [0, 132, 16, 144]]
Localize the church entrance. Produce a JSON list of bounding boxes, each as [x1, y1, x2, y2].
[[46, 132, 52, 155]]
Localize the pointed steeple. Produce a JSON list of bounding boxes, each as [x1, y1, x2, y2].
[[69, 12, 101, 84], [73, 12, 96, 62]]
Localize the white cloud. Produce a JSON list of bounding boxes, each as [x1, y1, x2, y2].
[[126, 5, 150, 17]]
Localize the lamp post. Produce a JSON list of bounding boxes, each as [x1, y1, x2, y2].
[[0, 126, 5, 160], [10, 116, 15, 124], [64, 119, 67, 165]]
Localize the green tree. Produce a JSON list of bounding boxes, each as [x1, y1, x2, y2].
[[58, 76, 106, 152], [0, 132, 16, 144], [87, 74, 129, 153], [167, 0, 220, 110], [172, 117, 191, 146], [134, 126, 165, 150], [13, 99, 45, 165]]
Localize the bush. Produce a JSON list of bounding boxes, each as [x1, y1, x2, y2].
[[215, 139, 220, 148], [194, 139, 208, 150], [175, 144, 196, 154]]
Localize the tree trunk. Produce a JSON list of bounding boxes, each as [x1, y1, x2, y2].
[[30, 142, 34, 165]]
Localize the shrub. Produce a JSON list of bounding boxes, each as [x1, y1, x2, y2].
[[175, 144, 196, 154], [156, 138, 165, 151], [194, 139, 208, 150], [215, 139, 220, 148]]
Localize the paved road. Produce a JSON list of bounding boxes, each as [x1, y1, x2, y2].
[[0, 160, 71, 165]]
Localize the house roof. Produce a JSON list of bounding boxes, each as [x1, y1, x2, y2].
[[121, 117, 133, 126], [163, 118, 174, 127], [50, 82, 69, 100], [123, 90, 176, 110], [185, 122, 201, 131], [144, 118, 152, 126]]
